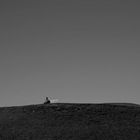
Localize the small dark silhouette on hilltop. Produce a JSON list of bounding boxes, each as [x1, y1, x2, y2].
[[43, 97, 51, 104], [0, 102, 140, 139]]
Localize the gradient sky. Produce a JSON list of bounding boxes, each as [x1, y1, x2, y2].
[[0, 0, 140, 106]]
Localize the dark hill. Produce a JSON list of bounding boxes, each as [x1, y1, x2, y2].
[[0, 103, 140, 140]]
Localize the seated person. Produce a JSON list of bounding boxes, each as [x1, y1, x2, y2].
[[44, 97, 51, 104]]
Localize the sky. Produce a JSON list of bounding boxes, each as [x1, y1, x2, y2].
[[0, 0, 140, 106]]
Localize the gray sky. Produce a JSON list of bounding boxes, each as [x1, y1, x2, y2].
[[0, 0, 140, 106]]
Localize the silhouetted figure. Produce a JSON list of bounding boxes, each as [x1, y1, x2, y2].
[[44, 97, 50, 104]]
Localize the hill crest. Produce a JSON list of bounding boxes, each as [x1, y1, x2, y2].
[[0, 102, 140, 140]]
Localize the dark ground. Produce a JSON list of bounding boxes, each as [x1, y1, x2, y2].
[[0, 102, 140, 140]]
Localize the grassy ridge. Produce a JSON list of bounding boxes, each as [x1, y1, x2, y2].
[[0, 103, 140, 140]]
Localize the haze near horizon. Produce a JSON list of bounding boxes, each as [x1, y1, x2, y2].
[[0, 0, 140, 106]]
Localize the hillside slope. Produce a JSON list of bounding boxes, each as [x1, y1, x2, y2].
[[0, 103, 140, 140]]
